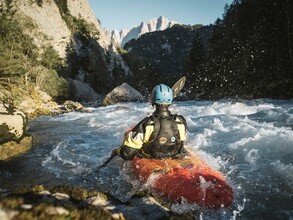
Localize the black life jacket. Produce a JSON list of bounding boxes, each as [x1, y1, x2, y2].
[[141, 114, 184, 158]]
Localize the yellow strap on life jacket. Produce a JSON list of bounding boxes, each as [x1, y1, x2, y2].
[[144, 123, 155, 143], [175, 117, 187, 141], [124, 131, 144, 149], [123, 116, 186, 149]]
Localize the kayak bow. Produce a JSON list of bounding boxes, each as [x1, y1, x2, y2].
[[132, 153, 233, 209]]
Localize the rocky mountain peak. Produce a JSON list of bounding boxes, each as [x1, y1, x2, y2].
[[109, 16, 178, 47]]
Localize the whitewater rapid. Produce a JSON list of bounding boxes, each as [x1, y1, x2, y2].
[[1, 99, 292, 219]]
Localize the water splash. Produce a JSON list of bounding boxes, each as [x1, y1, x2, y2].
[[0, 99, 292, 219]]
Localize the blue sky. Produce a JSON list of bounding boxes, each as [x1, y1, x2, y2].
[[88, 0, 234, 31]]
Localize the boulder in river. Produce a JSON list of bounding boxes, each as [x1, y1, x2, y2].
[[69, 79, 100, 102], [102, 83, 145, 106]]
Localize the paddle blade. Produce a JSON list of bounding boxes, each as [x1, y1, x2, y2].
[[172, 76, 186, 98]]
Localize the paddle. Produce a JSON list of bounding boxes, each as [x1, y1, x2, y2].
[[171, 76, 186, 98], [99, 153, 116, 168], [98, 76, 186, 169], [97, 148, 119, 169]]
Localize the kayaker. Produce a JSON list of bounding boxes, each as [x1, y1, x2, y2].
[[112, 84, 188, 160]]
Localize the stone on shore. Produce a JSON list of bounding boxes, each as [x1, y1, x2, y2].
[[0, 102, 28, 144], [0, 102, 33, 160]]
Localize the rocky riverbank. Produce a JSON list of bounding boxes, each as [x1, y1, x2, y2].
[[0, 185, 120, 220], [0, 185, 193, 220], [0, 97, 90, 161], [0, 82, 145, 161]]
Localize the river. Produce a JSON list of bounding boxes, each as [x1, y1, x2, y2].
[[1, 100, 293, 219]]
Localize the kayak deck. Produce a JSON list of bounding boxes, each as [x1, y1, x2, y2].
[[132, 155, 233, 209]]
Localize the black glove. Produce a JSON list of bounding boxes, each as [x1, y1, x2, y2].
[[111, 149, 119, 156]]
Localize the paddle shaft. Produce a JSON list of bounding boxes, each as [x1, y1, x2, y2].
[[99, 154, 116, 168]]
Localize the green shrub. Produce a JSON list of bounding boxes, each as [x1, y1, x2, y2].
[[40, 70, 69, 98], [0, 3, 37, 81], [40, 46, 63, 70]]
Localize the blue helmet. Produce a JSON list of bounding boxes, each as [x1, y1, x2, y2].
[[151, 84, 173, 105]]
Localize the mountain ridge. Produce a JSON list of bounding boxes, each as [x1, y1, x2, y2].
[[108, 16, 179, 46]]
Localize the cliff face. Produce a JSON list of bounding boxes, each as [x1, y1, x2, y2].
[[13, 0, 111, 57], [14, 0, 71, 58], [66, 0, 112, 49], [9, 0, 130, 95]]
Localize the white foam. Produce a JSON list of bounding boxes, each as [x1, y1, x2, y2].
[[271, 161, 293, 190], [192, 129, 217, 148], [188, 149, 222, 170], [186, 101, 275, 117], [171, 202, 199, 214], [231, 199, 247, 220], [229, 124, 293, 149], [212, 118, 229, 132], [144, 173, 162, 189], [245, 149, 260, 165], [48, 112, 84, 121]]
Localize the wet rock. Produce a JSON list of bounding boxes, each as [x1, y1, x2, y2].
[[50, 185, 108, 201], [52, 192, 70, 200], [102, 83, 145, 106], [63, 100, 85, 112], [113, 196, 170, 220], [45, 206, 70, 216], [86, 195, 108, 206], [20, 204, 33, 210], [38, 190, 51, 196], [0, 185, 116, 220]]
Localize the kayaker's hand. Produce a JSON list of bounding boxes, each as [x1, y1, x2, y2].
[[111, 149, 119, 156]]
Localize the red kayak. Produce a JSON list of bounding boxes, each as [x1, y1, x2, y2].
[[132, 152, 234, 209]]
